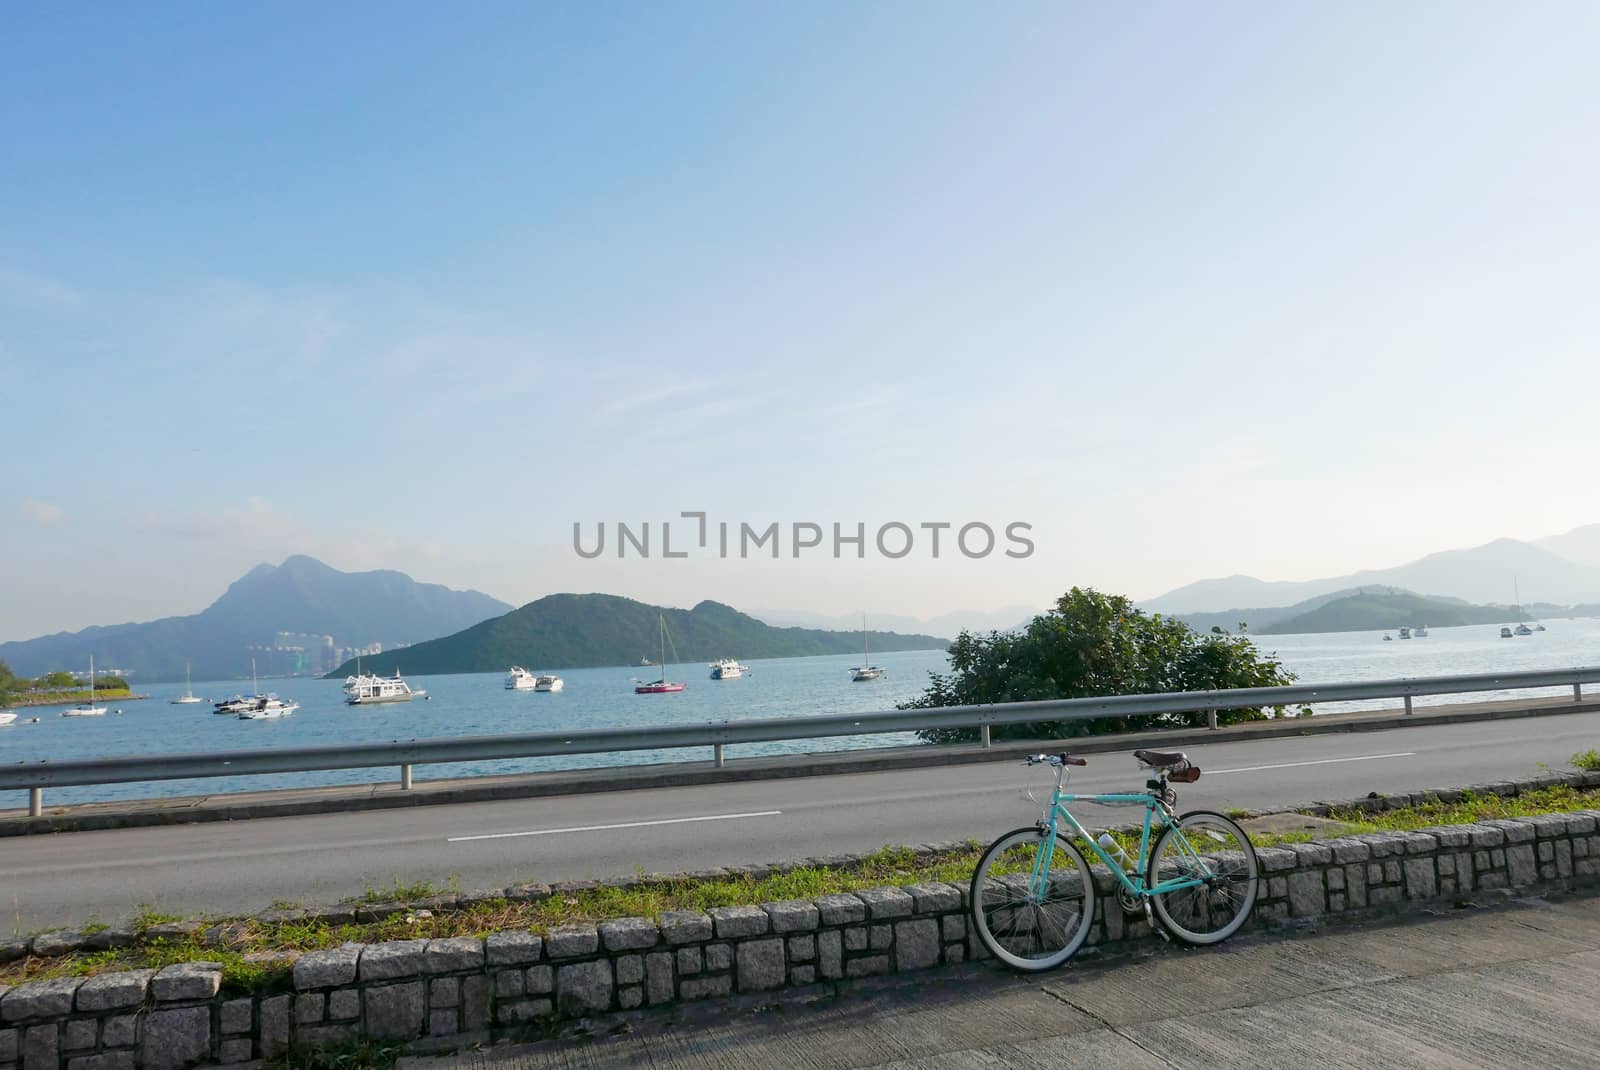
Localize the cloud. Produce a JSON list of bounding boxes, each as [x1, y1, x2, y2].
[[19, 499, 64, 525]]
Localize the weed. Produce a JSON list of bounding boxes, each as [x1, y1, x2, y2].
[[1572, 749, 1600, 772]]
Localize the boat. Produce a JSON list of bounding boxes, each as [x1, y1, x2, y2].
[[634, 613, 687, 694], [1535, 622, 1548, 632], [1511, 579, 1535, 637], [1500, 626, 1514, 638], [238, 694, 297, 720], [533, 674, 564, 692], [709, 658, 748, 680], [213, 694, 255, 715], [62, 656, 108, 717], [505, 666, 538, 691], [0, 711, 16, 727], [1397, 626, 1411, 640], [1414, 625, 1429, 637], [850, 615, 885, 682], [1382, 634, 1392, 641], [344, 671, 424, 705], [171, 661, 203, 704]]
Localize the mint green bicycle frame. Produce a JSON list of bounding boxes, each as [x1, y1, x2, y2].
[[1029, 780, 1212, 900]]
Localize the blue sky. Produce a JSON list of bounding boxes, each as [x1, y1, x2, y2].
[[4, 3, 1599, 639]]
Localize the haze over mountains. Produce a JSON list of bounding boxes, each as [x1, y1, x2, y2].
[[1143, 527, 1600, 616], [0, 556, 512, 682]]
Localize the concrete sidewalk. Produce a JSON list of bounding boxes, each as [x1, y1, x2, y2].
[[402, 893, 1600, 1069]]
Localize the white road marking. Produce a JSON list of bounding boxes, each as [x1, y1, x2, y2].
[[1207, 752, 1417, 776], [446, 810, 784, 843]]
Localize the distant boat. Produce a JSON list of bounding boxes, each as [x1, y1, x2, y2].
[[344, 670, 424, 705], [1414, 625, 1429, 637], [506, 667, 538, 691], [534, 674, 564, 692], [1535, 622, 1547, 632], [1383, 634, 1393, 641], [1397, 626, 1411, 641], [635, 613, 687, 694], [1500, 626, 1514, 638], [0, 711, 16, 727], [1512, 578, 1535, 637], [709, 658, 748, 680], [851, 614, 885, 682], [171, 661, 203, 705], [238, 695, 297, 720], [62, 656, 108, 717]]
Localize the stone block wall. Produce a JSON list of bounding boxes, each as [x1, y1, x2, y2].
[[5, 808, 1600, 1069]]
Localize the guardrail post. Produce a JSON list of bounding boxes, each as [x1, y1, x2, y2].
[[1207, 709, 1217, 730], [714, 743, 725, 768], [1404, 696, 1413, 715], [400, 764, 413, 790], [980, 724, 991, 748], [29, 787, 42, 818], [1576, 683, 1584, 702]]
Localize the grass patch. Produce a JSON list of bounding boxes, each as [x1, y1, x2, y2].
[[7, 784, 1599, 991], [1572, 749, 1600, 772]]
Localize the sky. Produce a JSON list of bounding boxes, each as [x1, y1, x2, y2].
[[4, 2, 1600, 641]]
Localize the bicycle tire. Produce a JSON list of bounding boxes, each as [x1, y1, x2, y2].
[[1146, 809, 1259, 945], [970, 826, 1096, 971]]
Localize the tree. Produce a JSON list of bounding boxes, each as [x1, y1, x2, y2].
[[902, 587, 1297, 743]]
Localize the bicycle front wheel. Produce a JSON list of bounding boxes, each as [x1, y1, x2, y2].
[[970, 826, 1096, 971], [1147, 810, 1259, 945]]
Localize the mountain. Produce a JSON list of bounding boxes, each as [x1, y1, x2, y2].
[[326, 594, 951, 677], [1257, 591, 1529, 635], [0, 556, 512, 681], [749, 606, 1034, 638], [1174, 586, 1415, 633], [1144, 537, 1600, 614], [1536, 524, 1600, 568]]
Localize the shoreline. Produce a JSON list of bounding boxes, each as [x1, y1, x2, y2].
[[2, 690, 145, 709]]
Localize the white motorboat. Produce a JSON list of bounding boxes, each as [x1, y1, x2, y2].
[[1514, 623, 1534, 636], [709, 658, 747, 680], [1397, 626, 1411, 640], [1414, 625, 1429, 637], [1500, 626, 1514, 638], [850, 615, 884, 682], [344, 671, 424, 705], [238, 695, 298, 720], [213, 695, 254, 715], [171, 661, 203, 704], [62, 656, 108, 717], [533, 674, 564, 692], [506, 666, 538, 691], [0, 712, 17, 727]]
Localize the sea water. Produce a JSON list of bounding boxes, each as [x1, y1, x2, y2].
[[4, 618, 1596, 805]]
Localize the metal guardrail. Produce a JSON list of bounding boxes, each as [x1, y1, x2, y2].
[[5, 667, 1599, 817]]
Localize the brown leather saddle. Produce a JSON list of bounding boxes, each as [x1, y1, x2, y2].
[[1133, 748, 1202, 782]]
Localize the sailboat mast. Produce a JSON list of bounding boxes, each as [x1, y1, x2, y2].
[[660, 613, 667, 677], [89, 655, 94, 703]]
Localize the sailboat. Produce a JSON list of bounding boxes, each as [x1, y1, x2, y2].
[[850, 614, 884, 682], [634, 613, 687, 694], [170, 661, 203, 704], [1513, 579, 1534, 636], [62, 656, 109, 717]]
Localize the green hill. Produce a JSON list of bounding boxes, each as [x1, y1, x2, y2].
[[326, 594, 950, 676], [1259, 591, 1522, 634]]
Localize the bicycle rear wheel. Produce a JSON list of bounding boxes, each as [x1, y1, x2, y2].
[[970, 826, 1096, 971], [1147, 810, 1259, 945]]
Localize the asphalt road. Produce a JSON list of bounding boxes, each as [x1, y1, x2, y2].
[[5, 708, 1600, 931]]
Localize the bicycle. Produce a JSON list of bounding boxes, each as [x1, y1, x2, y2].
[[969, 748, 1259, 971]]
